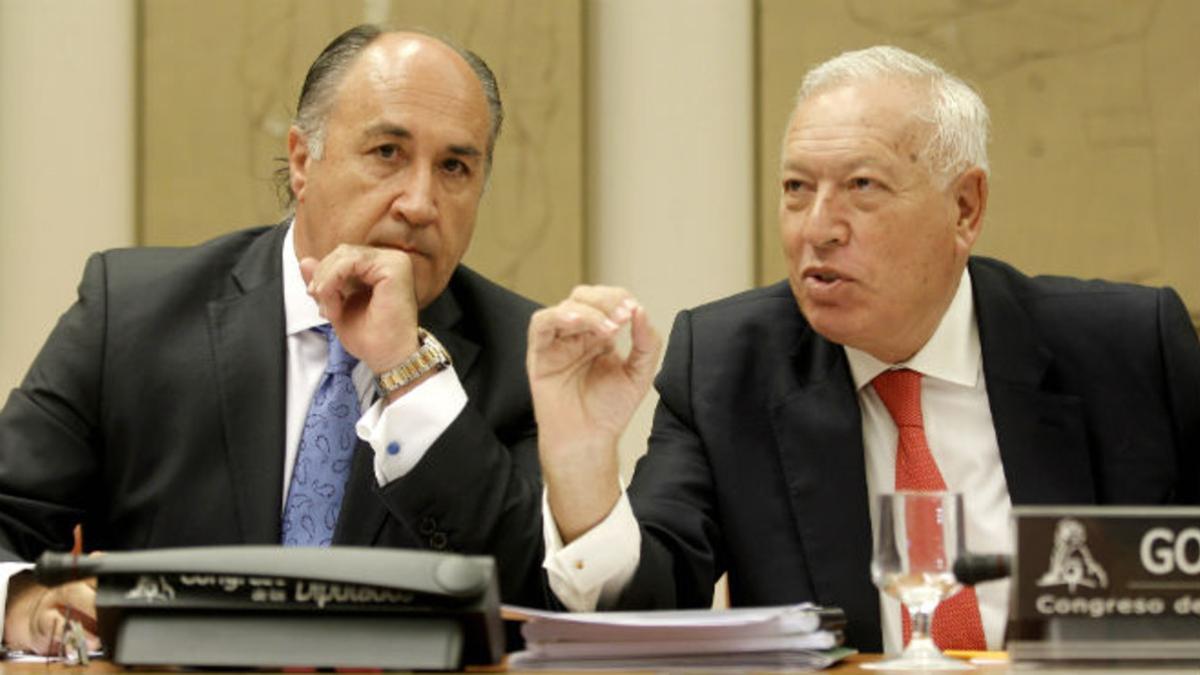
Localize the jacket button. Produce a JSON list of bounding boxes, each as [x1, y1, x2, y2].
[[429, 532, 448, 550], [419, 517, 437, 535]]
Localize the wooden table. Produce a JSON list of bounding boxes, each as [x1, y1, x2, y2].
[[1, 654, 1197, 673], [830, 654, 1199, 673]]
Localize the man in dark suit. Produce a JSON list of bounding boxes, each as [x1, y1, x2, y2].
[[527, 46, 1200, 653], [0, 25, 544, 652]]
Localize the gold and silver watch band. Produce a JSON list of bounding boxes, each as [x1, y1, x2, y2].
[[374, 328, 452, 396]]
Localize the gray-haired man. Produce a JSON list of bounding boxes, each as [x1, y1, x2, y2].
[[527, 45, 1200, 653]]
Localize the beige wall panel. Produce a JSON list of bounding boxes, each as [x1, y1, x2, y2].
[[141, 0, 583, 305], [0, 0, 136, 393], [758, 0, 1200, 325]]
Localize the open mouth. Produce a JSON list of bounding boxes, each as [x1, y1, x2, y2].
[[803, 268, 847, 286]]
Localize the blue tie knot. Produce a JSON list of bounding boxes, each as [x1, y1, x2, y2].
[[314, 325, 358, 375]]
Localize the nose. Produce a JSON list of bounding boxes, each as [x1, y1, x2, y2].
[[801, 186, 848, 249], [391, 165, 438, 227]]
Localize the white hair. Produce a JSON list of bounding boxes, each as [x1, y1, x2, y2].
[[796, 45, 990, 183]]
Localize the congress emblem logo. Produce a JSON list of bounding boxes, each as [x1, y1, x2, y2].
[[1036, 518, 1108, 593]]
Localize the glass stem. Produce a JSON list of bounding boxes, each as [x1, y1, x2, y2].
[[908, 608, 936, 651]]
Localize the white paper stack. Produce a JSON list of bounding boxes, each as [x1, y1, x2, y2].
[[506, 603, 852, 670]]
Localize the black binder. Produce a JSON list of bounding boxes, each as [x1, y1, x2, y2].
[[35, 545, 503, 670]]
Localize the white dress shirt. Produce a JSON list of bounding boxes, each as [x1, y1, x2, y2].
[[280, 224, 468, 490], [543, 269, 1014, 653], [0, 224, 470, 644], [846, 269, 1013, 652]]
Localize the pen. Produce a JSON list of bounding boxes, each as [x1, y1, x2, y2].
[[944, 649, 1008, 662]]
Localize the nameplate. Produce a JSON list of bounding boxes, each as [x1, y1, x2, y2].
[[1008, 506, 1200, 662]]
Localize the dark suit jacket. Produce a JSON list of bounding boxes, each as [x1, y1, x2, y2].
[[615, 256, 1200, 650], [0, 224, 548, 606]]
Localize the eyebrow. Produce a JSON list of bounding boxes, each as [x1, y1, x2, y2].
[[447, 143, 482, 160], [363, 123, 482, 159], [364, 123, 412, 141]]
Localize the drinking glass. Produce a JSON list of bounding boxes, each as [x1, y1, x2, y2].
[[863, 491, 974, 671]]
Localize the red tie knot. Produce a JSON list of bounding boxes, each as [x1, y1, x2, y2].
[[871, 368, 924, 429]]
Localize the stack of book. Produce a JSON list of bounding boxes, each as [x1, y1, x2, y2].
[[506, 603, 851, 670]]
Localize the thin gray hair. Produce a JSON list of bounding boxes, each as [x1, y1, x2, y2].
[[796, 45, 990, 183]]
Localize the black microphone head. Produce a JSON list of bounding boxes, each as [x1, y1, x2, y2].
[[34, 552, 104, 586], [954, 553, 1011, 585]]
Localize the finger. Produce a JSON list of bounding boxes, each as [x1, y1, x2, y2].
[[566, 286, 638, 321], [32, 603, 65, 655], [349, 246, 415, 290], [625, 303, 663, 384], [310, 246, 417, 327], [306, 244, 363, 293], [314, 244, 411, 293], [528, 302, 620, 353], [299, 257, 319, 286], [314, 253, 372, 300], [307, 249, 373, 322], [55, 580, 98, 625]]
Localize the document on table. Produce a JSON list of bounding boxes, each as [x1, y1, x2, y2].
[[505, 603, 853, 670], [509, 603, 845, 642]]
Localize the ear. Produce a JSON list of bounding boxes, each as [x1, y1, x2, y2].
[[951, 167, 987, 253], [287, 126, 311, 202]]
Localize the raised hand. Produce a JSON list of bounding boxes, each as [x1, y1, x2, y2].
[[527, 286, 661, 542], [300, 244, 422, 389]]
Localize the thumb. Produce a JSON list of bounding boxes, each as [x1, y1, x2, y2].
[[624, 304, 662, 388], [298, 257, 319, 286]]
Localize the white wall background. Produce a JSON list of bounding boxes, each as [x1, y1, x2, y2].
[[588, 0, 755, 480], [588, 0, 754, 608], [0, 0, 136, 393]]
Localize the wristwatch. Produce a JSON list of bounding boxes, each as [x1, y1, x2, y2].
[[374, 328, 452, 396]]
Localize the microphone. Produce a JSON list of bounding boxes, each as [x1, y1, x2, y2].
[[954, 553, 1011, 585], [34, 552, 104, 586]]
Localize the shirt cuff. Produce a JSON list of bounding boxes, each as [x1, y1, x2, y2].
[[542, 489, 641, 612], [356, 366, 467, 485]]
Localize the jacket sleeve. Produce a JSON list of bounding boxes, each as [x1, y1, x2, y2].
[[375, 400, 548, 607], [0, 253, 108, 562], [615, 309, 726, 610]]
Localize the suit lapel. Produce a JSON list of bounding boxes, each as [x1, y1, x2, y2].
[[334, 269, 481, 545], [971, 259, 1094, 505], [769, 328, 879, 641], [419, 272, 479, 378], [206, 225, 289, 543]]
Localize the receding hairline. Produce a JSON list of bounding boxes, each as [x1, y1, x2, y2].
[[323, 31, 491, 119]]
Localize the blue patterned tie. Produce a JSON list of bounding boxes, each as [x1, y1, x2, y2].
[[282, 325, 360, 546]]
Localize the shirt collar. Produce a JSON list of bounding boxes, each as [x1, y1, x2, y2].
[[844, 267, 981, 391], [282, 222, 327, 336]]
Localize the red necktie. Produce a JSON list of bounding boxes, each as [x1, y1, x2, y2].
[[872, 368, 987, 650]]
